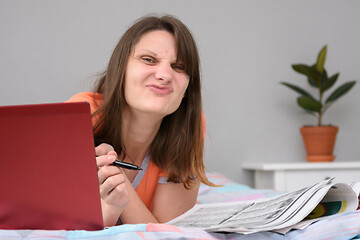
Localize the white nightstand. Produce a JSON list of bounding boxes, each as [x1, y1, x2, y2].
[[242, 162, 360, 191]]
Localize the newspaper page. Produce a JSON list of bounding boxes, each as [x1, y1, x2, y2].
[[276, 181, 360, 234], [167, 179, 358, 234]]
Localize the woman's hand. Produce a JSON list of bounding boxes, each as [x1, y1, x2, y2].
[[95, 143, 129, 226]]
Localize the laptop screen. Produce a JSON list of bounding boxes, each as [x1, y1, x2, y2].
[[0, 102, 103, 230]]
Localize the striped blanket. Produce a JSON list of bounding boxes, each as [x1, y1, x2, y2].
[[0, 172, 359, 240]]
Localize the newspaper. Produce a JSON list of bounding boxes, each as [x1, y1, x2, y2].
[[167, 178, 360, 234]]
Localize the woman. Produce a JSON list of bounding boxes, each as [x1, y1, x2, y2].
[[68, 15, 214, 227]]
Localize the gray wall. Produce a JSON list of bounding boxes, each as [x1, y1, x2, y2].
[[1, 0, 359, 186]]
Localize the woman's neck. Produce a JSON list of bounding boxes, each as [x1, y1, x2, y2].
[[121, 107, 163, 165]]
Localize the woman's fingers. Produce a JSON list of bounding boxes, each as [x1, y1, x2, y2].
[[96, 154, 117, 168], [98, 166, 129, 208], [107, 181, 129, 209], [95, 143, 115, 156], [94, 143, 129, 209], [95, 143, 118, 168], [95, 143, 129, 208], [100, 172, 126, 196], [98, 165, 121, 184]]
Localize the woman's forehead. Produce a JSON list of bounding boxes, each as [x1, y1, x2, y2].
[[134, 31, 177, 53]]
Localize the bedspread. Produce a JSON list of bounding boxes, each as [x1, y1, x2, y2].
[[0, 172, 359, 240]]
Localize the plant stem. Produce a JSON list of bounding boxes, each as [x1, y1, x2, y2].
[[318, 112, 322, 126]]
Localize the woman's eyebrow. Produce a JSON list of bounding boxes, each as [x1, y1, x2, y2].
[[135, 49, 158, 57]]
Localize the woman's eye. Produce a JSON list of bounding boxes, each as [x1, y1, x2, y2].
[[141, 57, 155, 64], [172, 64, 185, 72]]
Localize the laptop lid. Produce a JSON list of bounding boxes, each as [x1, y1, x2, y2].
[[0, 102, 103, 230]]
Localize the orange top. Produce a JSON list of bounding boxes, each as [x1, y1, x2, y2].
[[67, 92, 167, 211]]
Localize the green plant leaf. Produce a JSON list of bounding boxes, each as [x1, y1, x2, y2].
[[292, 64, 322, 88], [316, 45, 327, 73], [307, 65, 319, 88], [297, 96, 322, 112], [280, 82, 315, 99], [307, 77, 318, 88], [320, 70, 328, 93], [325, 81, 356, 104], [322, 73, 339, 92]]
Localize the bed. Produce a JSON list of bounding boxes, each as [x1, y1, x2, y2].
[[1, 172, 360, 240]]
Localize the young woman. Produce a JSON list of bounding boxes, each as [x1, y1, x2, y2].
[[68, 15, 214, 227]]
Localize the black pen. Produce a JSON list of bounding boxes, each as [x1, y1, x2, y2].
[[111, 160, 143, 171], [93, 139, 141, 171]]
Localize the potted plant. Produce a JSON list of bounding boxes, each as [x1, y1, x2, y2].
[[281, 45, 356, 162]]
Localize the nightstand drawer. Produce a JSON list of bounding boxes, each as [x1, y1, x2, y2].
[[242, 162, 360, 191], [283, 169, 360, 191]]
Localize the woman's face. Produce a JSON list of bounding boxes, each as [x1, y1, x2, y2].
[[124, 30, 189, 118]]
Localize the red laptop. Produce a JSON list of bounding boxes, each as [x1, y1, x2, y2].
[[0, 102, 103, 230]]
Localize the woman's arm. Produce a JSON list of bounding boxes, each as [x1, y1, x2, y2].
[[152, 181, 200, 223], [96, 143, 199, 225], [120, 178, 200, 224]]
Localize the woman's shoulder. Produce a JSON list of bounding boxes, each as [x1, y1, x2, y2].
[[66, 92, 102, 102], [66, 92, 103, 114]]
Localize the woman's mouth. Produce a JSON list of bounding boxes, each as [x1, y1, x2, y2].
[[148, 85, 173, 95]]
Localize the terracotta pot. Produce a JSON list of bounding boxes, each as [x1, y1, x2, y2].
[[300, 126, 339, 162]]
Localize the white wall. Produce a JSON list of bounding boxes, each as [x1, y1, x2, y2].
[[1, 0, 359, 186]]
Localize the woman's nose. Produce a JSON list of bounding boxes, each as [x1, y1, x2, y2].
[[155, 63, 173, 82]]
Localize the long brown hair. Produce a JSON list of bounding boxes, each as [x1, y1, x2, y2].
[[92, 15, 214, 188]]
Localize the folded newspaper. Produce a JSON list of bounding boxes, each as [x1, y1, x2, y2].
[[167, 178, 360, 234]]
